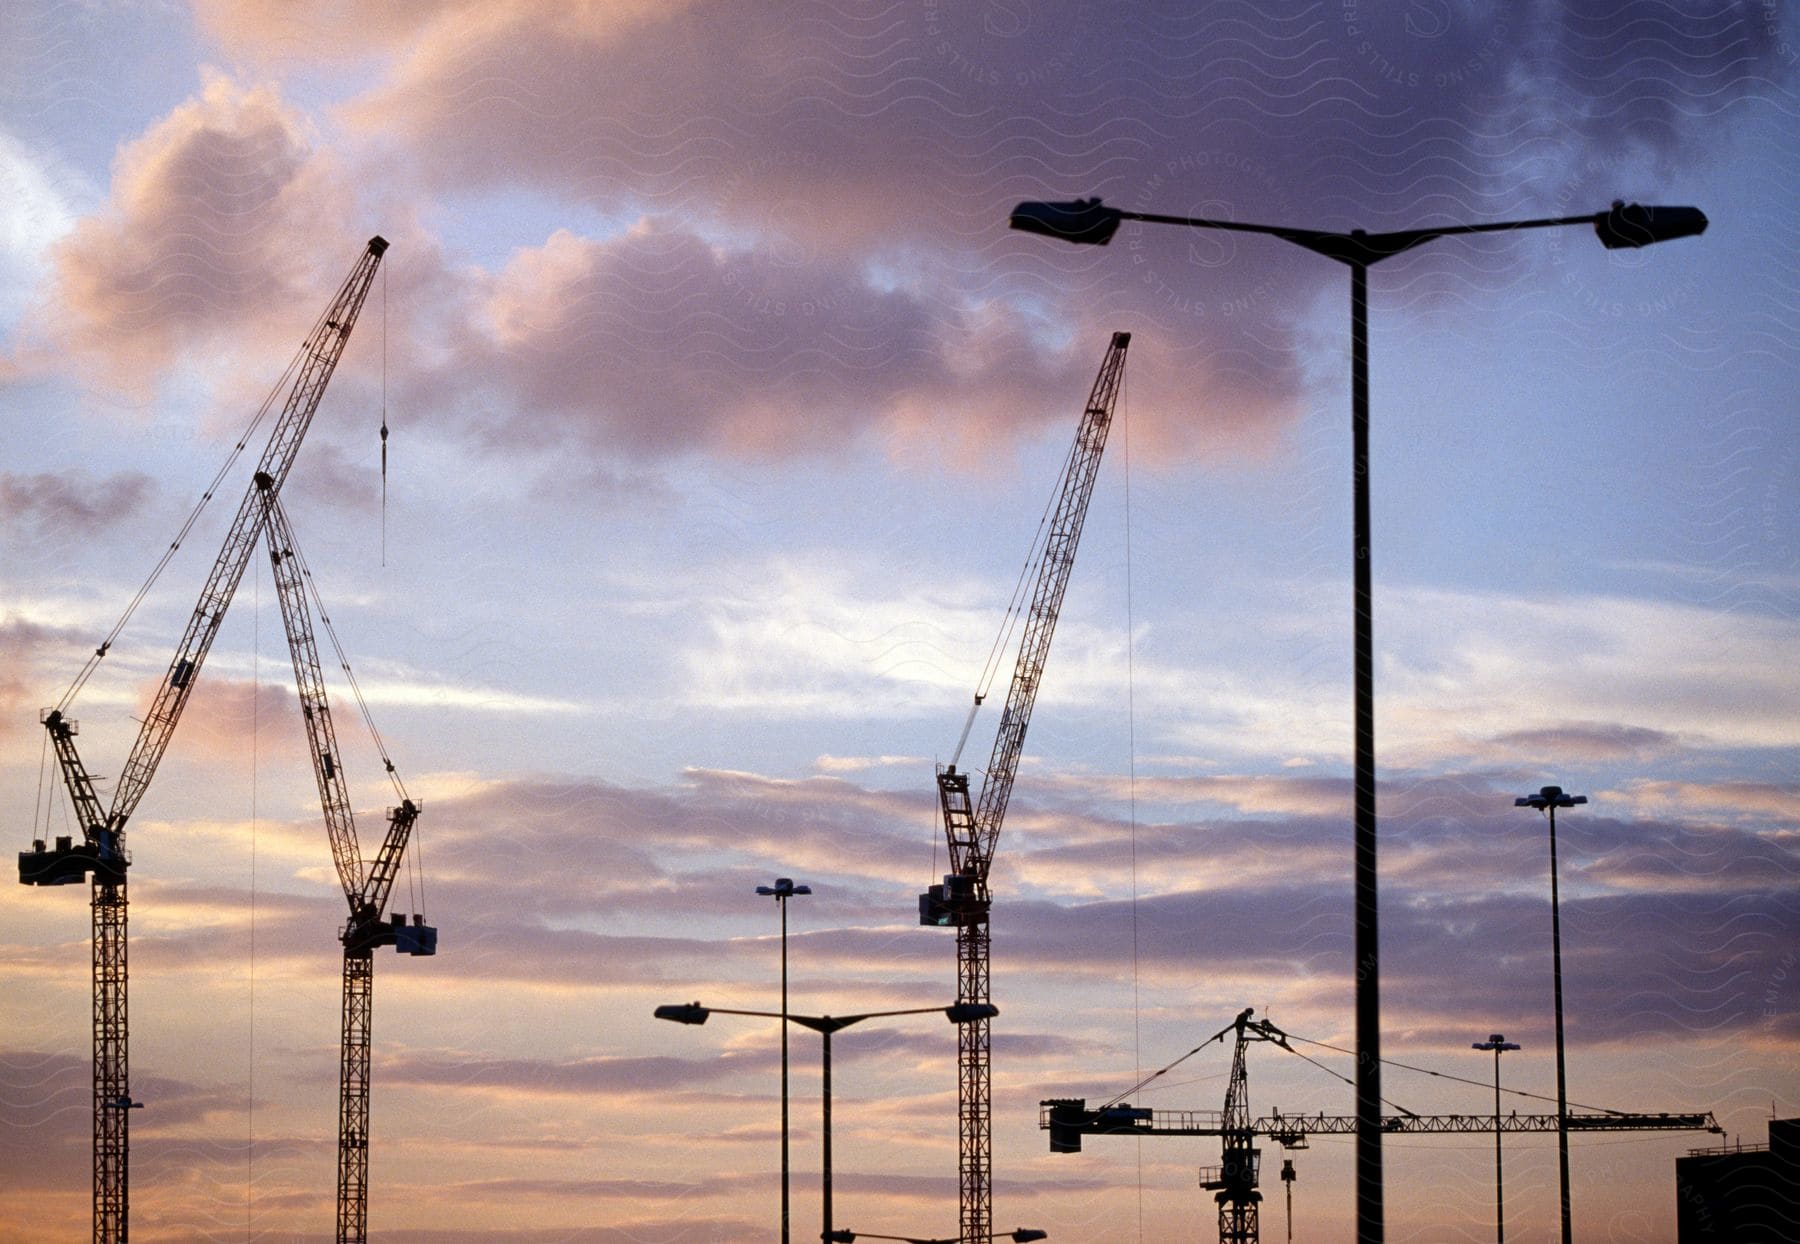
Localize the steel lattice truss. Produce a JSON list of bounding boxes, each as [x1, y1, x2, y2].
[[924, 332, 1131, 1242], [19, 237, 388, 1244]]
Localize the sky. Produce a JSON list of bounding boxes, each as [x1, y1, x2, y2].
[[0, 2, 1796, 1241]]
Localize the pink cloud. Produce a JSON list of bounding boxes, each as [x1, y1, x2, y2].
[[42, 72, 357, 397], [123, 673, 310, 771], [404, 221, 1296, 466], [191, 0, 456, 63], [0, 617, 78, 742]]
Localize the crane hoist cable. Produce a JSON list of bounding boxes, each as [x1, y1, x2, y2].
[[379, 261, 388, 568], [1279, 1029, 1642, 1116]]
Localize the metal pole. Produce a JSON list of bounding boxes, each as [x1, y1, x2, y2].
[[781, 894, 791, 1244], [1493, 1043, 1503, 1244], [1549, 807, 1571, 1244], [1349, 254, 1384, 1244], [822, 1027, 833, 1244]]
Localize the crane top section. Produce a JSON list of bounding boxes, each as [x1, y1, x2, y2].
[[922, 330, 1130, 929], [20, 235, 388, 890]]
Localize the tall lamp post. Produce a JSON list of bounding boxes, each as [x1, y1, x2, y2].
[[1472, 1033, 1521, 1244], [1010, 195, 1704, 1244], [757, 877, 812, 1243], [656, 1000, 997, 1244], [1515, 784, 1586, 1244]]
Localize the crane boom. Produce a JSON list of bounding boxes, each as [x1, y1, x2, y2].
[[18, 235, 388, 1244], [262, 491, 363, 902], [1041, 1008, 1720, 1243], [110, 237, 389, 828], [260, 490, 433, 1244], [1041, 1100, 1722, 1144], [921, 330, 1130, 1243]]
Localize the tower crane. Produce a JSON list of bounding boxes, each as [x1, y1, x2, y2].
[[17, 236, 388, 1244], [260, 492, 434, 1244], [919, 330, 1130, 1242], [1040, 1008, 1722, 1243]]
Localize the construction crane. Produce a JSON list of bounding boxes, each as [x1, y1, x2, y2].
[[1041, 1008, 1722, 1243], [920, 330, 1130, 1242], [17, 236, 388, 1244], [260, 493, 435, 1244]]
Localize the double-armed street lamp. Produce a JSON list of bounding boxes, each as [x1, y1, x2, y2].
[[1010, 194, 1704, 1244], [656, 1000, 998, 1244], [1472, 1033, 1521, 1244], [827, 1229, 1047, 1242], [758, 876, 813, 1243], [1515, 785, 1586, 1244]]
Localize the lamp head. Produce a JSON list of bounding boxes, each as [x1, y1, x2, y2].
[[653, 1002, 709, 1025], [756, 877, 811, 897], [1009, 197, 1124, 246], [1594, 201, 1708, 249], [1010, 1231, 1050, 1242], [1516, 785, 1586, 810], [946, 1002, 1000, 1024]]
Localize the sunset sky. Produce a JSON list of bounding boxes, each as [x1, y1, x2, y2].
[[2, 3, 1796, 1241]]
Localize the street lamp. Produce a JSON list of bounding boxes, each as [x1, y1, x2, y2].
[[1472, 1033, 1521, 1244], [656, 1000, 998, 1244], [1011, 193, 1702, 1244], [1515, 784, 1586, 1244], [758, 876, 813, 1243], [827, 1230, 1047, 1242]]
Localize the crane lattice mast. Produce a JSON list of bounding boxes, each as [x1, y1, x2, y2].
[[920, 330, 1130, 1242], [261, 493, 434, 1244], [1041, 1009, 1722, 1244], [18, 236, 388, 1244]]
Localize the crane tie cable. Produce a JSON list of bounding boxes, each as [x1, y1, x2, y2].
[[56, 340, 314, 713], [1279, 1029, 1652, 1116]]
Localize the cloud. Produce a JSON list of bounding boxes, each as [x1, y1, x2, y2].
[[191, 0, 462, 63], [407, 220, 1111, 463], [1614, 779, 1800, 826], [0, 470, 156, 540], [1481, 721, 1683, 764], [380, 1049, 764, 1096], [1368, 586, 1800, 765], [39, 72, 356, 397], [814, 754, 927, 774], [316, 0, 1789, 471], [0, 615, 79, 741], [0, 129, 84, 326]]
